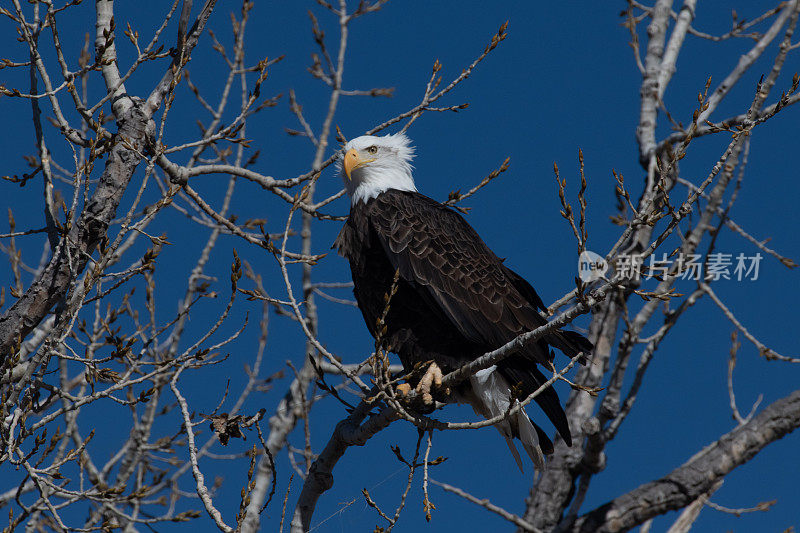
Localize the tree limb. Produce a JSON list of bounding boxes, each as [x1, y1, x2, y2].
[[570, 390, 800, 532]]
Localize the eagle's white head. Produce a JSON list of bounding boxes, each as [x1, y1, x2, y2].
[[339, 133, 417, 204]]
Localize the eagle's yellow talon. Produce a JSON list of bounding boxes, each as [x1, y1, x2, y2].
[[417, 362, 446, 405]]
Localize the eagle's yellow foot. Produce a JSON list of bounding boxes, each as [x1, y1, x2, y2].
[[396, 383, 412, 396], [416, 362, 450, 405]]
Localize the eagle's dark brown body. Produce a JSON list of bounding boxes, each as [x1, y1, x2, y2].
[[335, 189, 592, 454]]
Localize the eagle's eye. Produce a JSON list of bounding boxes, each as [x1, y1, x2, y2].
[[366, 145, 378, 155]]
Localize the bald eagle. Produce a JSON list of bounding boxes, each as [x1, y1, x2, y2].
[[334, 133, 592, 470]]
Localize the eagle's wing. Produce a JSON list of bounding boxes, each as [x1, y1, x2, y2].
[[367, 191, 589, 363], [364, 191, 593, 444]]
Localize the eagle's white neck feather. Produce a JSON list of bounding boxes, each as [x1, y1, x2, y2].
[[347, 164, 417, 204], [339, 133, 417, 205]]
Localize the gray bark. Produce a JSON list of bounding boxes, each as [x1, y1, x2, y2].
[[290, 400, 397, 533], [0, 100, 151, 362], [0, 0, 218, 365], [569, 390, 800, 532]]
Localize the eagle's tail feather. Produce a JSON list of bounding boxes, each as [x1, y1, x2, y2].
[[516, 409, 545, 471], [503, 436, 524, 473], [466, 366, 546, 472]]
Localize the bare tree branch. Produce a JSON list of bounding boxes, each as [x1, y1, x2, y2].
[[570, 390, 800, 532]]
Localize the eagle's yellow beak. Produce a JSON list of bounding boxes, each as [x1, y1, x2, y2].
[[343, 148, 374, 180]]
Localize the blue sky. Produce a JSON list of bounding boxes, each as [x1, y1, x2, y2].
[[1, 1, 798, 531]]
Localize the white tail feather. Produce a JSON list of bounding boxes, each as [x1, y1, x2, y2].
[[464, 366, 545, 472], [504, 436, 524, 472], [515, 409, 545, 470]]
